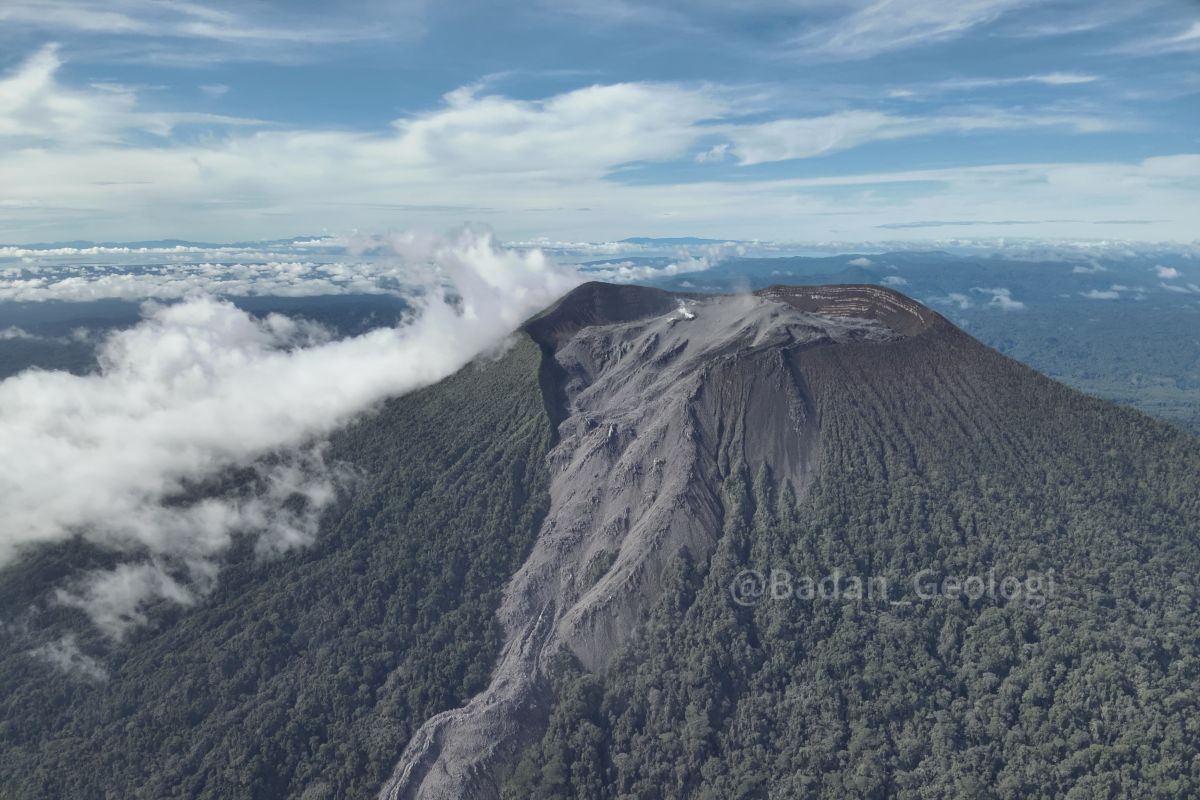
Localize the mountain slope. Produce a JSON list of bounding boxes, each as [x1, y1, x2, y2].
[[498, 284, 1200, 799], [384, 283, 1200, 799], [381, 287, 905, 799], [1, 283, 1198, 800], [0, 336, 555, 799]]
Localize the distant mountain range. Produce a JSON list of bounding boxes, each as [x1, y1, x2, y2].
[[618, 237, 744, 246], [0, 236, 328, 250]]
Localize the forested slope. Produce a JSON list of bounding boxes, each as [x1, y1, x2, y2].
[[504, 301, 1200, 799], [0, 337, 553, 799]]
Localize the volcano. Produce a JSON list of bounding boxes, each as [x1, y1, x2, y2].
[[381, 283, 1200, 799], [3, 283, 1198, 800]]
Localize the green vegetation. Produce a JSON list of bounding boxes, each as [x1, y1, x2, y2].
[[504, 334, 1200, 799], [0, 336, 552, 799], [966, 305, 1200, 435]]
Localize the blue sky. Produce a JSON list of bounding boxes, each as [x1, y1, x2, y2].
[[1, 0, 1198, 243]]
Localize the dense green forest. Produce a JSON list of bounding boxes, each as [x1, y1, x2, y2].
[[965, 305, 1200, 435], [0, 337, 552, 799], [504, 328, 1200, 799]]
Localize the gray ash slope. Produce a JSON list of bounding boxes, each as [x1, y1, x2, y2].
[[382, 285, 928, 799], [496, 285, 1199, 799], [381, 281, 1197, 800]]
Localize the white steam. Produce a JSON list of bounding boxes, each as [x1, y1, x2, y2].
[[0, 226, 581, 640]]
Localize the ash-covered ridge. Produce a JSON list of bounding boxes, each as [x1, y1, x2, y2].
[[754, 283, 947, 338], [379, 283, 937, 800]]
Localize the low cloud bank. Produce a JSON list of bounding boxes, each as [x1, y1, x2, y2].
[[578, 242, 745, 284], [0, 226, 580, 642], [972, 286, 1026, 311]]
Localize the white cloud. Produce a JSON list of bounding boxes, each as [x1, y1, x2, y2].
[[388, 82, 727, 178], [0, 0, 404, 50], [695, 143, 730, 162], [790, 0, 1032, 59], [1155, 264, 1181, 279], [0, 45, 1195, 244], [0, 1, 154, 36], [0, 45, 135, 144], [27, 634, 107, 681], [1072, 263, 1107, 273], [926, 292, 973, 309], [0, 45, 262, 146], [580, 242, 741, 283], [550, 0, 1098, 64], [881, 274, 908, 286], [56, 562, 205, 640], [0, 226, 581, 637], [1123, 20, 1200, 55], [1173, 21, 1200, 46], [847, 256, 873, 266], [200, 83, 230, 99], [889, 72, 1101, 100], [5, 146, 1198, 245], [0, 257, 422, 302], [0, 243, 257, 257], [721, 109, 1114, 165], [1081, 289, 1121, 299], [0, 324, 90, 344], [940, 72, 1100, 89], [1027, 72, 1099, 86], [973, 286, 1026, 310]]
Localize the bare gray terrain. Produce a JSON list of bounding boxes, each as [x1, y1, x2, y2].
[[379, 284, 935, 800]]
